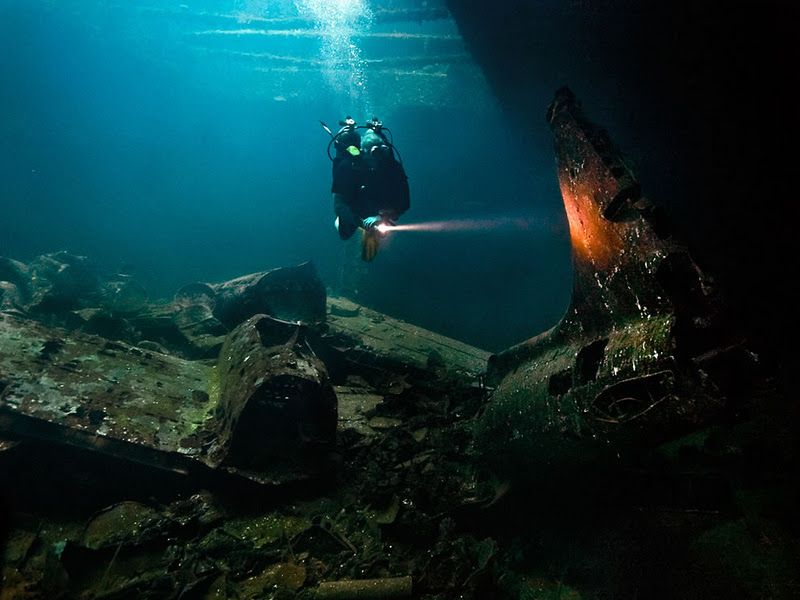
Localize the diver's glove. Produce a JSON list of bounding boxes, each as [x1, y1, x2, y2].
[[378, 210, 397, 226], [361, 215, 382, 230]]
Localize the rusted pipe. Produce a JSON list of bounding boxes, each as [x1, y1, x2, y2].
[[313, 576, 412, 599]]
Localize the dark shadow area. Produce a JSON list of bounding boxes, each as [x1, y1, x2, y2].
[[446, 0, 797, 362]]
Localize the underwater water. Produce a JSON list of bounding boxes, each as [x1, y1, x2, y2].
[[0, 0, 573, 352]]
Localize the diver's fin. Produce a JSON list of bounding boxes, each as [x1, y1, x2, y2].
[[361, 228, 380, 262]]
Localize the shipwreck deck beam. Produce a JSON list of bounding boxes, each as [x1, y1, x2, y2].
[[326, 296, 489, 379]]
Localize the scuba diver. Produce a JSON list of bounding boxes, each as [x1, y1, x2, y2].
[[320, 117, 409, 261]]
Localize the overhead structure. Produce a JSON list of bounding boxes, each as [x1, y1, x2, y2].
[[56, 0, 492, 109]]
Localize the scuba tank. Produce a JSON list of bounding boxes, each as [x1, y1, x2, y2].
[[319, 116, 403, 166]]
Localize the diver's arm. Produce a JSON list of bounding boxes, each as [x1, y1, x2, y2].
[[333, 193, 360, 240]]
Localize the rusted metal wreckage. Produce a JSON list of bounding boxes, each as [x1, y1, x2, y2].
[[0, 257, 489, 485], [475, 88, 749, 477], [0, 302, 336, 485], [1, 88, 749, 487]]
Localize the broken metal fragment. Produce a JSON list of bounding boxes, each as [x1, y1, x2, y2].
[[173, 281, 217, 308], [211, 261, 326, 328], [0, 281, 25, 313], [171, 302, 228, 358], [207, 314, 337, 483], [0, 436, 19, 453], [27, 252, 99, 313], [313, 576, 413, 599], [99, 276, 149, 314]]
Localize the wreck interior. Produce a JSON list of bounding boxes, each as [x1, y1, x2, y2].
[[1, 1, 798, 599]]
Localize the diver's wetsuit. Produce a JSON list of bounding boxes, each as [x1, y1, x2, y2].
[[331, 155, 409, 240]]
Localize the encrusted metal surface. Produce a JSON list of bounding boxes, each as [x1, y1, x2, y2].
[[207, 314, 337, 484], [0, 312, 215, 473], [326, 296, 490, 380], [212, 262, 327, 328], [0, 311, 342, 485], [475, 89, 729, 477]]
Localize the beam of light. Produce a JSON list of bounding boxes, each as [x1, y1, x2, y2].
[[557, 163, 624, 270], [379, 217, 546, 233], [293, 0, 373, 113]]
